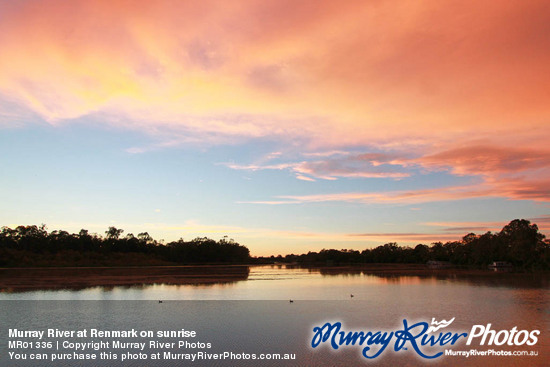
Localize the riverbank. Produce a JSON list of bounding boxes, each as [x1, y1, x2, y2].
[[1, 264, 548, 293], [0, 265, 251, 292]]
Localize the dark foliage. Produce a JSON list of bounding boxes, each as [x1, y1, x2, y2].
[[1, 219, 548, 269], [0, 225, 250, 267], [261, 219, 550, 270]]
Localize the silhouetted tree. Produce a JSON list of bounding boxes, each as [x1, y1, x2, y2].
[[105, 227, 124, 240], [499, 219, 546, 268]]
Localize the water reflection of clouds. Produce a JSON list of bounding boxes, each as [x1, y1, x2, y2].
[[0, 265, 548, 301]]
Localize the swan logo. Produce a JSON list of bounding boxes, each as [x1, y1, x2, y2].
[[427, 317, 455, 333]]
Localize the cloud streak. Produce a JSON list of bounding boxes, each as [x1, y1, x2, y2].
[[222, 151, 413, 181], [347, 232, 463, 243], [419, 146, 550, 176], [229, 143, 550, 204], [241, 184, 495, 205]]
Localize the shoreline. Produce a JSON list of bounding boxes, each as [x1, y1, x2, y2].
[[1, 264, 548, 293], [0, 265, 252, 292]]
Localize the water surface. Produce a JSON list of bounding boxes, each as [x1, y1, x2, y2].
[[1, 265, 548, 366]]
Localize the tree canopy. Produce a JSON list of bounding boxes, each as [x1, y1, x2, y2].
[[0, 225, 250, 267], [0, 219, 548, 269], [263, 219, 550, 270]]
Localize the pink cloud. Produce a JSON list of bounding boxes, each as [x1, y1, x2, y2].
[[295, 174, 316, 182], [492, 177, 550, 202], [0, 0, 548, 152], [222, 162, 295, 171], [226, 142, 550, 204], [420, 146, 550, 176], [416, 145, 550, 202]]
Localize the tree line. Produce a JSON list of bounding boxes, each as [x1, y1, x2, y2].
[[0, 225, 250, 267], [264, 219, 550, 270], [0, 219, 548, 269]]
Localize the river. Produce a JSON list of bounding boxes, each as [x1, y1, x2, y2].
[[1, 265, 548, 366]]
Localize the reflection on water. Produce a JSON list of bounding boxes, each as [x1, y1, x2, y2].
[[0, 265, 548, 366], [0, 264, 548, 300], [0, 266, 250, 293], [313, 264, 550, 288]]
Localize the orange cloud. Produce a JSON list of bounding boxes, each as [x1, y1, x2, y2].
[[0, 0, 549, 151]]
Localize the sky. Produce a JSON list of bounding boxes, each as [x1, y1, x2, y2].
[[1, 0, 549, 256]]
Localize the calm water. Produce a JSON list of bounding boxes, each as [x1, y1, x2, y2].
[[1, 265, 549, 366]]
